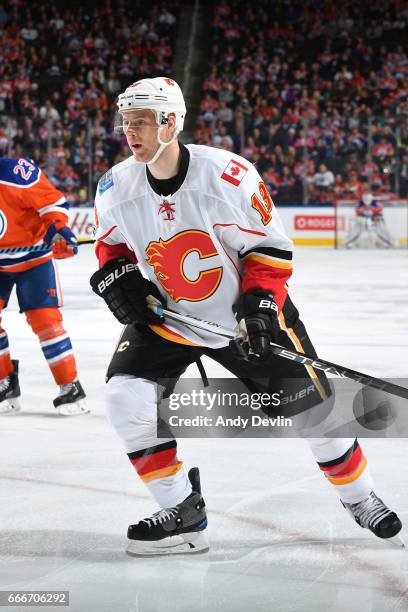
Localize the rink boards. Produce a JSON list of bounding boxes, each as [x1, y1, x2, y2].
[[69, 203, 408, 248]]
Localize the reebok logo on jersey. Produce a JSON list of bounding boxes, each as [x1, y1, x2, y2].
[[220, 159, 248, 187]]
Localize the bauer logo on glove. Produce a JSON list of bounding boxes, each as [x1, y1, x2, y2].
[[258, 298, 279, 313], [90, 257, 166, 326], [96, 262, 138, 293]]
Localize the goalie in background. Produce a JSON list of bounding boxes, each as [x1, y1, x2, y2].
[[0, 156, 87, 416], [345, 185, 395, 249]]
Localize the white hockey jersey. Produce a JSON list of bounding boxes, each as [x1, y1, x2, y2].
[[94, 144, 293, 348]]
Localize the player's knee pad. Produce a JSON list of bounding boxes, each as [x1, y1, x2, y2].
[[25, 307, 64, 341], [104, 375, 159, 450]]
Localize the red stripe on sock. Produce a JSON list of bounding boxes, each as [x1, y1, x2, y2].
[[129, 447, 178, 476], [319, 444, 363, 477]]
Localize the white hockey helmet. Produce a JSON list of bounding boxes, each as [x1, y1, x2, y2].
[[117, 77, 186, 134]]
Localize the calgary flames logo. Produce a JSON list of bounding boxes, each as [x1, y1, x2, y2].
[[146, 230, 223, 303]]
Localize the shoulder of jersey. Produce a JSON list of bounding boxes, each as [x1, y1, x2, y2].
[[186, 144, 254, 189], [97, 156, 143, 199], [0, 157, 41, 187]]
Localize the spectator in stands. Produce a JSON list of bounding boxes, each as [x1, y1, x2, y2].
[[313, 164, 335, 190], [372, 137, 395, 163], [213, 124, 234, 150], [276, 165, 300, 204], [216, 101, 234, 126], [312, 163, 335, 202], [332, 174, 346, 200]]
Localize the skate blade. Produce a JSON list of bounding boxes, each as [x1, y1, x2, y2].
[[386, 533, 405, 548], [58, 399, 89, 416], [0, 397, 21, 414], [126, 531, 209, 557]]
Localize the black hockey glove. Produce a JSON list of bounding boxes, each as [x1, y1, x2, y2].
[[230, 291, 280, 361], [90, 257, 165, 325]]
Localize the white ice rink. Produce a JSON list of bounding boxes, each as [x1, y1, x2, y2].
[[1, 246, 408, 612]]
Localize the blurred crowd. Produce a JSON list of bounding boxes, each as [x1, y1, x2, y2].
[[195, 0, 408, 204], [1, 0, 408, 206], [0, 0, 179, 204]]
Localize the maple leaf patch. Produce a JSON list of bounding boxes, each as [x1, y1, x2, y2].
[[220, 159, 248, 186]]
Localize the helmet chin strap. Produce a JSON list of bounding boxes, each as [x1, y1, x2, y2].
[[146, 125, 178, 166]]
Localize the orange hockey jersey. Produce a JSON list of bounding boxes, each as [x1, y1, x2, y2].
[[0, 157, 69, 272]]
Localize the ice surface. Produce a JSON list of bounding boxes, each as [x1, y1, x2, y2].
[[1, 247, 407, 612]]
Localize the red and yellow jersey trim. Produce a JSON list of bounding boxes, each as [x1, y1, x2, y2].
[[242, 259, 291, 312], [149, 323, 201, 346], [240, 246, 293, 312], [242, 253, 293, 270]]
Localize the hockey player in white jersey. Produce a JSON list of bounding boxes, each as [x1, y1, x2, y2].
[[90, 77, 402, 556]]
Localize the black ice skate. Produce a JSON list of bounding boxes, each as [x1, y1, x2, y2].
[[0, 360, 21, 414], [127, 467, 209, 556], [53, 380, 88, 416], [342, 491, 404, 547]]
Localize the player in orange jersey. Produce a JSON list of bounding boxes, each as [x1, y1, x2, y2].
[[0, 156, 87, 415]]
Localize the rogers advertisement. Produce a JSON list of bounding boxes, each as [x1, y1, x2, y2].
[[294, 215, 342, 231]]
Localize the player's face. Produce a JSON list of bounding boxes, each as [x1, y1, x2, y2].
[[122, 110, 160, 162]]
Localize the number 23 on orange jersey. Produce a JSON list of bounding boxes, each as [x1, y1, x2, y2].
[[251, 181, 274, 225]]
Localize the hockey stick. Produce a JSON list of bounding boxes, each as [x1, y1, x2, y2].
[[0, 239, 95, 255], [155, 306, 408, 400]]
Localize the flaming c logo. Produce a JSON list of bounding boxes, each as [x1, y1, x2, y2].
[[146, 230, 223, 302]]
